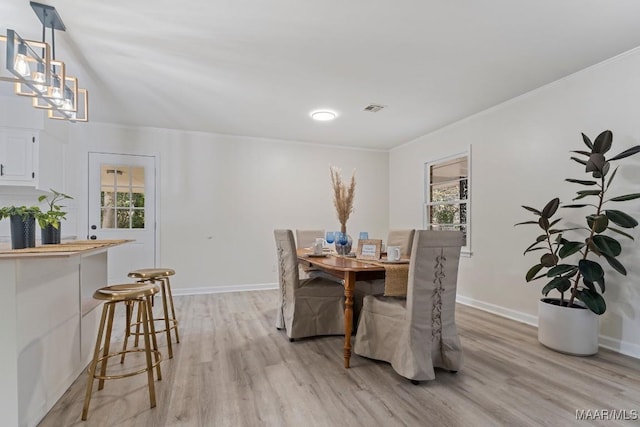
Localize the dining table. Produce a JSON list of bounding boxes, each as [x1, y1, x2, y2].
[[297, 249, 389, 368]]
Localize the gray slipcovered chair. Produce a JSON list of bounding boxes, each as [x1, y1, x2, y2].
[[274, 229, 345, 340], [386, 229, 415, 255], [353, 229, 416, 321], [354, 230, 464, 383]]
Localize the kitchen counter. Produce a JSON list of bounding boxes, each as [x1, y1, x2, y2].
[[0, 238, 131, 427], [0, 239, 131, 258]]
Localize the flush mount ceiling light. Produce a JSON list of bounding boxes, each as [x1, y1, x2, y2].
[[310, 110, 337, 121], [0, 1, 88, 122]]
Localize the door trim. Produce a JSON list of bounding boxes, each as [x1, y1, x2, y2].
[[87, 151, 160, 267]]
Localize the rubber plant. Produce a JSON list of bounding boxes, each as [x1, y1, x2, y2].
[[516, 130, 640, 315]]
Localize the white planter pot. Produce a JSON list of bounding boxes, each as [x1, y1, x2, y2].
[[538, 298, 599, 356]]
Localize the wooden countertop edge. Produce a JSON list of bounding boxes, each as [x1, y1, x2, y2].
[[0, 240, 133, 259]]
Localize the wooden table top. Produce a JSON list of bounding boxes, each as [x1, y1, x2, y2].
[[297, 248, 386, 272]]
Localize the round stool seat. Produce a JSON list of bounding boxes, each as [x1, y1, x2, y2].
[[93, 283, 159, 301], [128, 268, 175, 279]]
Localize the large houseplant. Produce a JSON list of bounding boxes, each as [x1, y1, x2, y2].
[[0, 205, 41, 249], [36, 189, 73, 244], [517, 130, 640, 355]]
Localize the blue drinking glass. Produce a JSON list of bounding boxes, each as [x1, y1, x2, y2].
[[359, 231, 369, 240], [336, 232, 348, 245], [325, 231, 335, 244]]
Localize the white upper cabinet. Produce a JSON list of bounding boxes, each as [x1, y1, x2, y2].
[[0, 127, 66, 190], [0, 128, 36, 185]]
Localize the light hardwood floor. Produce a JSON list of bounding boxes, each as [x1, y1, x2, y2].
[[39, 290, 640, 426]]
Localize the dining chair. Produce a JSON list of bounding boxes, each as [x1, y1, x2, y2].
[[295, 229, 325, 279], [353, 229, 416, 322], [295, 229, 325, 249], [274, 229, 345, 340], [353, 230, 464, 383], [386, 229, 415, 255]]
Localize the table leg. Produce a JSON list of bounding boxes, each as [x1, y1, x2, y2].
[[343, 271, 356, 368]]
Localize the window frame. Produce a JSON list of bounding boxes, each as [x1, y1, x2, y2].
[[100, 164, 146, 230], [423, 147, 472, 256]]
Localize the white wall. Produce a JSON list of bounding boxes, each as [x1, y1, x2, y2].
[[389, 48, 640, 357], [65, 124, 389, 293]]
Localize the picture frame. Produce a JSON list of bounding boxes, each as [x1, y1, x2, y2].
[[356, 239, 382, 260]]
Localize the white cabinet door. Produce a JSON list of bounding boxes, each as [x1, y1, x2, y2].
[[0, 129, 36, 185]]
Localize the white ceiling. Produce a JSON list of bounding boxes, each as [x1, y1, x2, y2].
[[3, 1, 640, 149]]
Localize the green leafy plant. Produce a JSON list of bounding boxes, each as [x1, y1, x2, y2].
[[516, 130, 640, 315], [0, 205, 41, 221], [36, 189, 73, 229]]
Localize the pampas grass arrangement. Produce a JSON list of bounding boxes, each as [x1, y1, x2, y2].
[[330, 166, 356, 234]]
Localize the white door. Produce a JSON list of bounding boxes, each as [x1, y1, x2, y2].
[[88, 152, 157, 283]]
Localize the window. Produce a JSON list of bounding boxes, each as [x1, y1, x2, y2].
[[424, 150, 471, 254], [100, 164, 146, 229]]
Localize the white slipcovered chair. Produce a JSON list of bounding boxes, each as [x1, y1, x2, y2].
[[274, 229, 345, 340], [353, 229, 416, 321], [354, 230, 464, 383]]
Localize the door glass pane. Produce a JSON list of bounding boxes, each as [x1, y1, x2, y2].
[[132, 209, 145, 228], [100, 164, 146, 229], [116, 192, 131, 207]]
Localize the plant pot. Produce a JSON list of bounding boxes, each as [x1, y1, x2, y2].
[[10, 214, 36, 249], [41, 224, 61, 245], [538, 298, 599, 356]]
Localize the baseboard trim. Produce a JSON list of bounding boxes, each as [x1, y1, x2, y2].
[[456, 295, 538, 327], [173, 282, 278, 296], [457, 295, 640, 359], [599, 335, 640, 359]]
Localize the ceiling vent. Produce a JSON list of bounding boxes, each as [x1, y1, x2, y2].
[[363, 104, 386, 113]]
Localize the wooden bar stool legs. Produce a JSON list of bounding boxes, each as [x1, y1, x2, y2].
[[82, 283, 162, 421]]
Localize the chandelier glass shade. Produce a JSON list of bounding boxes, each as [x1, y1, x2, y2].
[[0, 2, 88, 122]]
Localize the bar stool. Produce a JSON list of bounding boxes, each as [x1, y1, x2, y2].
[[82, 283, 162, 421], [128, 268, 180, 358]]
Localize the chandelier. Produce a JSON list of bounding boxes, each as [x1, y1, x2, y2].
[[0, 1, 88, 122]]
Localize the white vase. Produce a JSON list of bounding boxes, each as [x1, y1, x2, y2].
[[537, 298, 599, 356]]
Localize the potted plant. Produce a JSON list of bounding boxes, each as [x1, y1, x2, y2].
[[0, 205, 41, 249], [36, 189, 73, 244], [516, 130, 640, 355]]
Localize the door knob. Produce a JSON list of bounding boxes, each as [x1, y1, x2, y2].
[[90, 235, 97, 240], [91, 225, 97, 230]]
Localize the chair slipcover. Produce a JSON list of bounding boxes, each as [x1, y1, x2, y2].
[[295, 229, 325, 279], [354, 230, 464, 381], [295, 229, 325, 248], [386, 229, 415, 255], [353, 229, 416, 321], [274, 229, 345, 339]]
